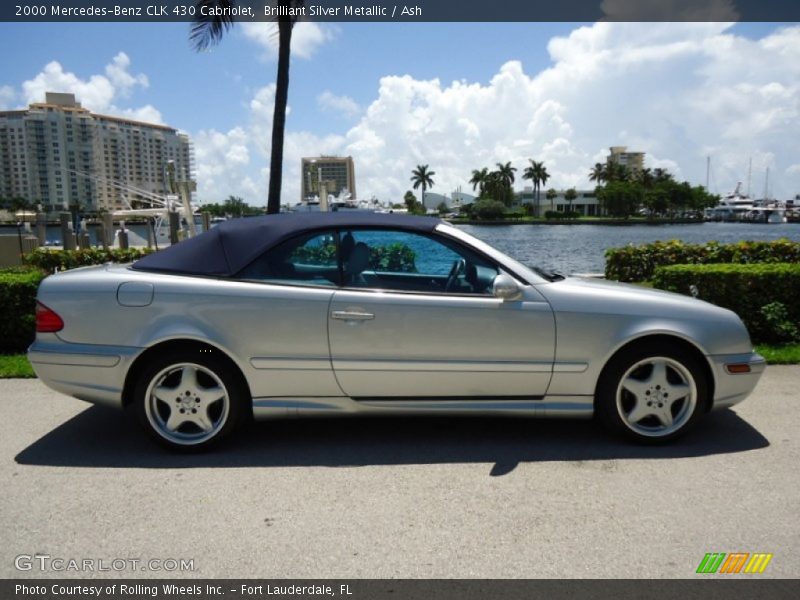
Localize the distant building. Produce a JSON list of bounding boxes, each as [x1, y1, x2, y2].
[[423, 190, 476, 210], [520, 186, 605, 217], [0, 92, 193, 211], [301, 156, 356, 203], [607, 146, 645, 174]]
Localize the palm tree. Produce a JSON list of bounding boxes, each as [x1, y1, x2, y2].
[[469, 168, 489, 196], [546, 188, 557, 213], [637, 167, 654, 189], [191, 1, 303, 214], [565, 188, 578, 214], [495, 162, 517, 190], [589, 162, 607, 185], [522, 160, 549, 217], [410, 165, 435, 209]]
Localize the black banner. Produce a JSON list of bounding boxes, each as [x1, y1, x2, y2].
[[3, 579, 800, 600], [2, 0, 800, 23]]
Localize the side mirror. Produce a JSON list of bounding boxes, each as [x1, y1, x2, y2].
[[492, 273, 523, 301]]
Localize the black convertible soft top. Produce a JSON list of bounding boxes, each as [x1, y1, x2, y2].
[[131, 211, 443, 277]]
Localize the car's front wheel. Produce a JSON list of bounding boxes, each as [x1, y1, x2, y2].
[[596, 343, 708, 443], [133, 352, 246, 451]]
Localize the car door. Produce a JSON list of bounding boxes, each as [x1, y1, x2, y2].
[[232, 229, 342, 398], [328, 228, 556, 399]]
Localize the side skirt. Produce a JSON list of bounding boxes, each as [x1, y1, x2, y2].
[[251, 395, 594, 420]]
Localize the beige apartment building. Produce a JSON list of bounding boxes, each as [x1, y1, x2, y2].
[[607, 146, 645, 174], [0, 92, 192, 211], [300, 155, 356, 203]]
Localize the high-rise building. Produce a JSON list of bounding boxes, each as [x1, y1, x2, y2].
[[300, 156, 356, 203], [607, 146, 645, 174], [0, 92, 193, 211]]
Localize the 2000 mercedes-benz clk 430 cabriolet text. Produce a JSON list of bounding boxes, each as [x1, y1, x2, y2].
[[29, 212, 765, 450]]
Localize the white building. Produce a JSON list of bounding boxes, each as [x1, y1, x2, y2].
[[518, 186, 605, 216]]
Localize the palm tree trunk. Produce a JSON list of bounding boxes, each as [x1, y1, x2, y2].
[[267, 13, 292, 215]]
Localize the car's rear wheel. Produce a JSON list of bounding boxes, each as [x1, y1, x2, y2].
[[133, 353, 246, 451], [596, 343, 708, 443]]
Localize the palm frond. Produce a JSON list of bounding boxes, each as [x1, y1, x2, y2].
[[191, 0, 237, 51]]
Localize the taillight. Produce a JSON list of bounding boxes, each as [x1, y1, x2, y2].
[[36, 301, 64, 333]]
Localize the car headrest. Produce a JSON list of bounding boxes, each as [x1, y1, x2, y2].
[[346, 242, 370, 275]]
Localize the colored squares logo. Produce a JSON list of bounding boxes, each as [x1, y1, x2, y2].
[[697, 553, 773, 574]]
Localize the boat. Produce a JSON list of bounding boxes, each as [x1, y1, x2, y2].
[[705, 182, 786, 223]]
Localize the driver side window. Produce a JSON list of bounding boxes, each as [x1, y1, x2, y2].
[[340, 229, 498, 295]]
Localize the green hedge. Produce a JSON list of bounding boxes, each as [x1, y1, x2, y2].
[[23, 247, 153, 274], [544, 210, 581, 220], [652, 263, 800, 344], [0, 268, 46, 353], [293, 242, 417, 273], [606, 239, 800, 282]]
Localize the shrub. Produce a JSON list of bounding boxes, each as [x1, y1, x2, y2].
[[0, 267, 46, 353], [471, 199, 507, 220], [652, 263, 800, 344], [23, 247, 153, 275], [606, 239, 800, 282], [544, 210, 581, 220], [293, 242, 417, 273]]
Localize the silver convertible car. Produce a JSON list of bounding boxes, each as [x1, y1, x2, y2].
[[29, 212, 765, 450]]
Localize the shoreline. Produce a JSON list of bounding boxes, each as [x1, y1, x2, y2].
[[447, 218, 706, 226]]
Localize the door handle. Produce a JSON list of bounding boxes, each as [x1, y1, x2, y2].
[[331, 310, 375, 321]]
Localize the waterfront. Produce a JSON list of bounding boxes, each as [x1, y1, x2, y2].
[[456, 222, 800, 274], [2, 220, 800, 275]]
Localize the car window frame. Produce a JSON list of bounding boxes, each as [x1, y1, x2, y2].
[[332, 226, 506, 297], [233, 228, 343, 289], [231, 223, 515, 297]]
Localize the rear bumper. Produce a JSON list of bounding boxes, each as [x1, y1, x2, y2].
[[708, 351, 767, 410], [28, 339, 141, 409]]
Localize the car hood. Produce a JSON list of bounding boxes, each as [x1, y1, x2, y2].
[[535, 276, 739, 320]]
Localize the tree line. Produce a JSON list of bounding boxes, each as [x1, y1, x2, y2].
[[406, 159, 718, 219]]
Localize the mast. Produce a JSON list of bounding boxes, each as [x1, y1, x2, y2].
[[747, 157, 752, 197], [705, 156, 710, 190]]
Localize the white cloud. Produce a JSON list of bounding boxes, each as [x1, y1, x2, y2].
[[317, 91, 361, 118], [19, 53, 161, 123], [240, 22, 337, 60], [194, 23, 800, 205], [104, 52, 149, 95], [0, 85, 14, 109]]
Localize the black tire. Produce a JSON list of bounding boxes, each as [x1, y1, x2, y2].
[[596, 342, 709, 444], [132, 350, 248, 452]]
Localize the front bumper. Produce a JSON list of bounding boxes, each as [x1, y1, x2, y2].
[[707, 351, 767, 410], [28, 338, 141, 409]]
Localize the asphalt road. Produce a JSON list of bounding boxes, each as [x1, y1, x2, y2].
[[1, 368, 799, 579]]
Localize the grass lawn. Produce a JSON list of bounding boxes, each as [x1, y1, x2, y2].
[[755, 344, 800, 365], [0, 354, 36, 378], [1, 344, 798, 379]]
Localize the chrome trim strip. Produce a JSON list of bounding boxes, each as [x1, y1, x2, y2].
[[332, 359, 553, 372], [552, 362, 589, 373], [29, 350, 120, 368], [250, 357, 331, 370]]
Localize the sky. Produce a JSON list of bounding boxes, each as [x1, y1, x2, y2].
[[0, 20, 798, 205]]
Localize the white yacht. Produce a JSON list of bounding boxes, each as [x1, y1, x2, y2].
[[705, 183, 786, 223]]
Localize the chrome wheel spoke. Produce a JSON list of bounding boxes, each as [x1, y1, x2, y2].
[[655, 406, 674, 427], [165, 408, 187, 432], [195, 409, 214, 433], [626, 400, 651, 424], [152, 385, 176, 405], [648, 360, 669, 387], [178, 366, 199, 394]]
